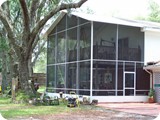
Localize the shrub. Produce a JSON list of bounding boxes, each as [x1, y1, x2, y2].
[[16, 90, 30, 103], [148, 88, 155, 98]]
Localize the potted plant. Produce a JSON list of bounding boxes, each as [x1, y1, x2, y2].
[[148, 88, 155, 103]]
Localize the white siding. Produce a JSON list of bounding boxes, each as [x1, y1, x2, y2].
[[92, 96, 148, 103], [144, 31, 160, 64]]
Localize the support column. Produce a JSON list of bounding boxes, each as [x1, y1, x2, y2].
[[55, 27, 58, 90], [134, 62, 136, 96], [76, 17, 80, 94], [64, 15, 68, 94], [90, 21, 94, 102], [115, 25, 119, 96]]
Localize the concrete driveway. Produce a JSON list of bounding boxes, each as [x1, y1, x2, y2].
[[98, 103, 160, 117]]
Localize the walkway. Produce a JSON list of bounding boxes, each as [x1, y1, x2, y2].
[[98, 103, 160, 117]]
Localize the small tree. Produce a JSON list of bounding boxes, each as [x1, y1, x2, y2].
[[148, 0, 160, 22]]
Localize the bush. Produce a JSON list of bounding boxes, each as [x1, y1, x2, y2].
[[148, 88, 155, 98], [16, 90, 30, 103]]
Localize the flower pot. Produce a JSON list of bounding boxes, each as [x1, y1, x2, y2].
[[148, 97, 154, 103]]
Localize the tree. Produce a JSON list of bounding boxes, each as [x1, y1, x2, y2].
[[0, 35, 10, 93], [148, 0, 160, 22], [0, 0, 87, 95]]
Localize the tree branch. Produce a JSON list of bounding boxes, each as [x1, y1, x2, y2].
[[26, 0, 87, 60], [19, 0, 30, 44], [0, 7, 20, 55], [32, 28, 43, 52], [32, 40, 46, 67], [30, 0, 39, 26], [36, 0, 47, 23]]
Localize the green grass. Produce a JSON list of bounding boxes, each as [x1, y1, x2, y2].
[[0, 97, 11, 104], [0, 96, 92, 119], [37, 86, 46, 93], [1, 105, 74, 118]]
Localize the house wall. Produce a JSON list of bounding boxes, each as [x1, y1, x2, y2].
[[92, 96, 148, 103], [153, 72, 160, 103], [144, 31, 160, 64]]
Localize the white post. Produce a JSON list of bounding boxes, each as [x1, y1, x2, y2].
[[90, 21, 94, 103], [76, 17, 80, 94], [115, 25, 119, 96]]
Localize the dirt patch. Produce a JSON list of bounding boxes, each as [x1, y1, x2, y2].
[[9, 107, 155, 120]]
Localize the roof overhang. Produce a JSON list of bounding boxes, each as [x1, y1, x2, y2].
[[144, 65, 160, 72], [141, 27, 160, 33]]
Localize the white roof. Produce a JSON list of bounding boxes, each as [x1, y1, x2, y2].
[[71, 11, 160, 28], [144, 61, 160, 72], [72, 12, 143, 27], [45, 11, 160, 37], [144, 65, 160, 72]]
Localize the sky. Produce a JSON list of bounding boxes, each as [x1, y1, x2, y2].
[[1, 0, 160, 19], [0, 0, 6, 6], [81, 0, 160, 19]]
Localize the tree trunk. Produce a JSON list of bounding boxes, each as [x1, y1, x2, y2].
[[8, 54, 18, 79], [28, 55, 33, 78], [1, 51, 7, 93], [18, 59, 31, 95]]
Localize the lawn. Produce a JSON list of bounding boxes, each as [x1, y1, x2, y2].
[[0, 96, 94, 119], [0, 96, 156, 120]]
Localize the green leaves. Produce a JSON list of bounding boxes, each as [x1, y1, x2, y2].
[[0, 36, 8, 51], [148, 0, 160, 22], [148, 88, 155, 98]]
